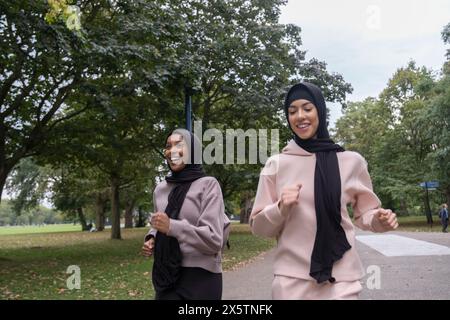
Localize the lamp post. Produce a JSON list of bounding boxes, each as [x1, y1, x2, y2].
[[184, 84, 193, 133], [424, 182, 432, 225], [420, 181, 439, 226]]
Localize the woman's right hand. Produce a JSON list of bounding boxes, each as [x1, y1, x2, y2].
[[142, 237, 155, 257], [279, 183, 302, 216]]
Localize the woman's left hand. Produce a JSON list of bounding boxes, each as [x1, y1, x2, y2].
[[151, 212, 170, 234], [376, 208, 399, 230]]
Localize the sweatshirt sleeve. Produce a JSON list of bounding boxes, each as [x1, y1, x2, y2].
[[351, 156, 386, 232], [144, 190, 158, 242], [167, 178, 224, 255], [250, 158, 285, 238]]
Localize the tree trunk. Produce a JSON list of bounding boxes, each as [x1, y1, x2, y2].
[[110, 175, 121, 239], [446, 187, 450, 208], [77, 207, 89, 231], [135, 205, 146, 228], [240, 192, 254, 224], [0, 165, 11, 203], [124, 199, 135, 229], [399, 198, 408, 216], [95, 193, 106, 231], [424, 188, 433, 225]]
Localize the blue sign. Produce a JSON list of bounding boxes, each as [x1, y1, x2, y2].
[[419, 181, 440, 189]]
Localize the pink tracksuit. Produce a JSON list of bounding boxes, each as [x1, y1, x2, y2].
[[250, 140, 391, 299]]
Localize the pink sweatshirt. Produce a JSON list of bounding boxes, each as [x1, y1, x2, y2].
[[146, 176, 225, 273], [250, 140, 389, 282]]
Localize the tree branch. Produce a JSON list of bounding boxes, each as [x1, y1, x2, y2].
[[46, 103, 91, 132], [40, 78, 80, 126], [0, 70, 40, 120], [210, 93, 232, 105], [36, 76, 66, 122], [0, 61, 23, 109]]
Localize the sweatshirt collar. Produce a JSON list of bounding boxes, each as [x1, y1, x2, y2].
[[281, 140, 314, 156]]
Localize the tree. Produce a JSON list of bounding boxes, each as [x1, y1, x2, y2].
[[442, 22, 450, 60], [4, 0, 354, 230], [426, 22, 450, 206], [46, 82, 169, 238], [420, 44, 450, 207], [170, 0, 353, 222], [5, 157, 50, 215], [333, 59, 447, 220], [8, 0, 194, 238], [47, 0, 353, 228], [0, 0, 187, 203], [51, 166, 98, 231], [0, 1, 93, 199]]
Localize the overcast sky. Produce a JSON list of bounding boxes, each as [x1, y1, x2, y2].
[[279, 0, 450, 127]]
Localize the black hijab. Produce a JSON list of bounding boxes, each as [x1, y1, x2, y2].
[[152, 129, 206, 292], [284, 82, 351, 284]]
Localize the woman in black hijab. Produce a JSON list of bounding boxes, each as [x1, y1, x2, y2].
[[142, 128, 229, 300], [250, 82, 398, 299]]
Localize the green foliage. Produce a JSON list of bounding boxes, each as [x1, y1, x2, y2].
[[442, 22, 450, 59], [2, 0, 352, 231], [334, 49, 450, 215], [0, 200, 64, 226], [171, 0, 353, 203], [5, 158, 52, 215], [421, 73, 450, 193], [45, 0, 82, 34]]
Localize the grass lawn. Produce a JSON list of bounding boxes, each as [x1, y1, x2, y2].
[[396, 215, 445, 232], [0, 224, 275, 300], [0, 224, 81, 236]]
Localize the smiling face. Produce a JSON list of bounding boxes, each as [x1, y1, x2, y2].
[[164, 133, 189, 172], [287, 99, 320, 140]]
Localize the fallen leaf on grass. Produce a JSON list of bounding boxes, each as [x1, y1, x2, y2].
[[128, 290, 138, 297]]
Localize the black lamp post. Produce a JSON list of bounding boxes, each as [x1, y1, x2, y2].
[[184, 84, 193, 133]]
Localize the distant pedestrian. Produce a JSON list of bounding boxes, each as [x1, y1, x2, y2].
[[439, 203, 448, 233]]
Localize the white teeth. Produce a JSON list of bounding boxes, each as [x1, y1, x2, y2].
[[296, 124, 309, 129], [170, 152, 181, 162]]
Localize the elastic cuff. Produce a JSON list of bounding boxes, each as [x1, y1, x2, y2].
[[264, 200, 286, 225], [167, 219, 185, 239], [144, 228, 157, 242]]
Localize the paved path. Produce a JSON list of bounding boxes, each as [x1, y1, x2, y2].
[[222, 231, 450, 300]]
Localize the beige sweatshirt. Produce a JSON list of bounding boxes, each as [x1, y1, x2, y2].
[[146, 176, 225, 273], [250, 140, 389, 282]]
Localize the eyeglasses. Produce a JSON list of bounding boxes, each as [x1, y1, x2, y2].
[[163, 142, 186, 153]]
